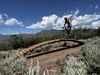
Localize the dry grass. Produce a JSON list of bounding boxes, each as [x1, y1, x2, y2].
[[0, 37, 100, 75]]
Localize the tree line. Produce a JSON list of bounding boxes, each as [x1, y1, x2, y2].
[[0, 28, 100, 50]]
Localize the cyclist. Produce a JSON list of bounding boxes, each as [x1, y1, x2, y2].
[[64, 17, 72, 35], [63, 17, 72, 46]]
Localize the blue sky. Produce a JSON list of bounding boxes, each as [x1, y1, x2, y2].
[[0, 0, 100, 34]]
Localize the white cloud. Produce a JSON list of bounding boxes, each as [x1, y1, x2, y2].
[[91, 20, 100, 29], [1, 10, 100, 31], [27, 13, 100, 30], [26, 10, 80, 30], [72, 14, 100, 25], [26, 14, 58, 30], [0, 14, 23, 27], [26, 22, 44, 29], [5, 18, 23, 26], [74, 9, 79, 16], [41, 15, 58, 25]]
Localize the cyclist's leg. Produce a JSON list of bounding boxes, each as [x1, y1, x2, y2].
[[67, 26, 72, 39]]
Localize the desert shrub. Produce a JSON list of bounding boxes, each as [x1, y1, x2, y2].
[[81, 37, 100, 74], [60, 56, 87, 75], [0, 57, 28, 75]]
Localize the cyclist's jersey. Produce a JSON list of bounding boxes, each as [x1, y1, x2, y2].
[[65, 21, 71, 28]]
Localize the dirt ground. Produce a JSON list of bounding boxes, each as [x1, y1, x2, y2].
[[27, 46, 81, 68], [15, 39, 83, 74]]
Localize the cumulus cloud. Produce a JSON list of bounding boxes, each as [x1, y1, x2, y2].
[[72, 14, 100, 25], [5, 18, 23, 26], [26, 9, 100, 30], [26, 14, 59, 30], [0, 14, 23, 26], [91, 20, 100, 29]]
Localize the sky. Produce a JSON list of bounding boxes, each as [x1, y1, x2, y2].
[[0, 0, 100, 35]]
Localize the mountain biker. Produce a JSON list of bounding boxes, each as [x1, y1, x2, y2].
[[63, 17, 72, 46], [64, 17, 72, 35]]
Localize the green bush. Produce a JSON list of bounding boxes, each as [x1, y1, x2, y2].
[[10, 35, 24, 49]]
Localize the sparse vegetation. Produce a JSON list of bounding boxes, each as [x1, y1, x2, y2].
[[0, 28, 100, 50], [0, 29, 100, 75], [81, 37, 100, 75], [0, 58, 28, 75], [61, 56, 87, 75]]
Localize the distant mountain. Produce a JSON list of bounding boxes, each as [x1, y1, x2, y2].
[[36, 29, 63, 34], [0, 34, 4, 38], [0, 34, 9, 39], [0, 29, 64, 38], [34, 29, 64, 39]]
